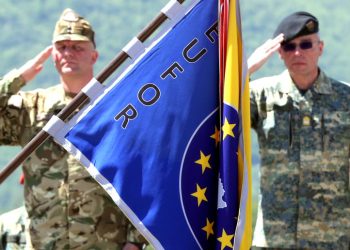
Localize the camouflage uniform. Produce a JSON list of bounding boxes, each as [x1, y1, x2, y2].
[[250, 69, 350, 249], [0, 70, 147, 249]]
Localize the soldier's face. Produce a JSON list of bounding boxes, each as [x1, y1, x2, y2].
[[52, 40, 98, 76], [278, 34, 323, 78]]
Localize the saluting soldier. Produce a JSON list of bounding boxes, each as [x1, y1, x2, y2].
[[248, 11, 350, 250], [0, 9, 147, 250]]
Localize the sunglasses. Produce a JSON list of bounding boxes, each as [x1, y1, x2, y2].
[[281, 40, 320, 52]]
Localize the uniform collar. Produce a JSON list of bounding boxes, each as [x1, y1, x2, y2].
[[58, 86, 75, 102], [276, 69, 333, 94]]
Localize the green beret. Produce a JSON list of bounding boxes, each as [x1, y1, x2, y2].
[[274, 11, 319, 43], [52, 9, 96, 47]]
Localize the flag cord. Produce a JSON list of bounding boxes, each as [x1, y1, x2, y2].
[[0, 0, 186, 185]]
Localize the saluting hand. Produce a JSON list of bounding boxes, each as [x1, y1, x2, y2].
[[18, 46, 53, 83], [248, 33, 284, 75]]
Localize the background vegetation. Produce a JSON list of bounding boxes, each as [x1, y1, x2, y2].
[[0, 0, 349, 234]]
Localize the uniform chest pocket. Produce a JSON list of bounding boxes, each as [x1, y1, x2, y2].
[[263, 109, 291, 149], [322, 111, 350, 192], [322, 111, 350, 153]]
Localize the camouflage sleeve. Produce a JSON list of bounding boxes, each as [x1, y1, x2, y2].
[[0, 69, 26, 94], [127, 223, 149, 246], [0, 69, 28, 145], [250, 86, 259, 130]]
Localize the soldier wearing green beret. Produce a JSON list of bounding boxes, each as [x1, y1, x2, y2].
[[248, 11, 350, 249], [0, 9, 147, 250]]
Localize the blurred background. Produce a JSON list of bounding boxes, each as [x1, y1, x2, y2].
[[0, 0, 349, 234]]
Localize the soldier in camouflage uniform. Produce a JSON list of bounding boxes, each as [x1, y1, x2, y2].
[[0, 9, 147, 250], [248, 12, 350, 249]]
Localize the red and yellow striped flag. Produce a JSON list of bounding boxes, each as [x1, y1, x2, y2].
[[219, 0, 252, 249]]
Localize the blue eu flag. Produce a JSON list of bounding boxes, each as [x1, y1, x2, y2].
[[52, 0, 243, 249]]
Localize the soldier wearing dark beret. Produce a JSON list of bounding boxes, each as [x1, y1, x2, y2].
[[248, 11, 350, 250], [274, 11, 319, 43]]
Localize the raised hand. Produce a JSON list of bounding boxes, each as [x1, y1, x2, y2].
[[19, 46, 53, 83], [248, 33, 284, 75]]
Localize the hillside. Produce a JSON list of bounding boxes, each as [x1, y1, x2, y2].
[[0, 0, 349, 231]]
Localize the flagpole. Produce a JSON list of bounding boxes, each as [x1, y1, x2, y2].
[[0, 0, 186, 184]]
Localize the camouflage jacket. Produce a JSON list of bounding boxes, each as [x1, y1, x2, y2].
[[0, 69, 147, 250], [250, 69, 350, 250]]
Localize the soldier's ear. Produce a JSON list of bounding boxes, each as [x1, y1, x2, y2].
[[318, 40, 324, 56], [91, 50, 98, 64], [277, 47, 284, 60]]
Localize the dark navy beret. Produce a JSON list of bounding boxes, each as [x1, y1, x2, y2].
[[273, 11, 319, 43]]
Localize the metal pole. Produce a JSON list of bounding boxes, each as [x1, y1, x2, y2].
[[0, 0, 187, 184]]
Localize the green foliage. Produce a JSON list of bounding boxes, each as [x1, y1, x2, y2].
[[0, 146, 23, 211]]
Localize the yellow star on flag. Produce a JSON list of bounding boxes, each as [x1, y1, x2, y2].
[[202, 218, 214, 239], [210, 126, 220, 147], [191, 184, 208, 207], [195, 151, 211, 174], [221, 117, 236, 140], [217, 229, 234, 250]]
